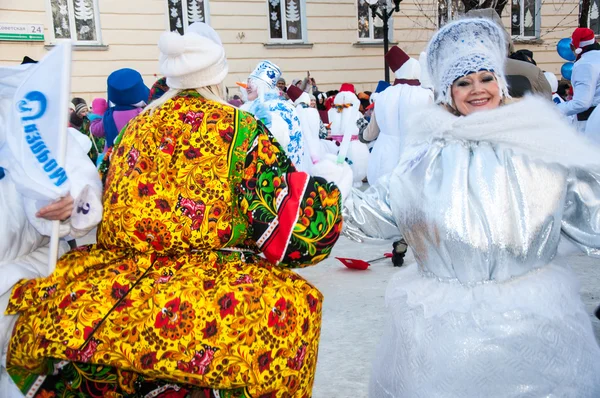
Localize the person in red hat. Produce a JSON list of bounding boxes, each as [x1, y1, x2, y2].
[[329, 83, 369, 145], [327, 84, 370, 187], [557, 27, 600, 141]]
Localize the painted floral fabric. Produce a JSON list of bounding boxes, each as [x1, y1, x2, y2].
[[6, 91, 342, 398]]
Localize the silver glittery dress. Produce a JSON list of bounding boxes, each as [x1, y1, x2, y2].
[[345, 98, 600, 397]]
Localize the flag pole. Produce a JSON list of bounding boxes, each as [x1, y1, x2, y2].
[[48, 41, 73, 274]]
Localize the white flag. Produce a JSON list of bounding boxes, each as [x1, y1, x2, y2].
[[5, 42, 72, 201]]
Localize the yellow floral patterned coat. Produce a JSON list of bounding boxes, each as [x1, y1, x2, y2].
[[6, 92, 342, 398]]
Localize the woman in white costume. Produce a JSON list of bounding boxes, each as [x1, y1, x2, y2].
[[0, 63, 103, 396], [344, 18, 600, 397]]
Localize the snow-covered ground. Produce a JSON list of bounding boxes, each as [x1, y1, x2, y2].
[[296, 236, 600, 398], [77, 232, 600, 398]]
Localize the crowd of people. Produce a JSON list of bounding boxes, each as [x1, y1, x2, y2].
[[2, 7, 600, 398]]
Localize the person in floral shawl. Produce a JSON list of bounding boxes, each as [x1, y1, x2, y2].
[[5, 23, 346, 398]]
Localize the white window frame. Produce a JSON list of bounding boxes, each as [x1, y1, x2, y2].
[[267, 0, 308, 43], [166, 0, 211, 34], [511, 0, 541, 39], [46, 0, 103, 45], [356, 0, 395, 42]]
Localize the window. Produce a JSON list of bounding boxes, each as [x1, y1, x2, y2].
[[582, 0, 600, 34], [268, 0, 306, 42], [511, 0, 540, 38], [437, 0, 465, 27], [357, 0, 383, 40], [357, 0, 395, 41], [168, 0, 210, 34], [47, 0, 102, 45]]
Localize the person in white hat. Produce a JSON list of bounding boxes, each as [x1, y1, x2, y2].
[[343, 18, 600, 397], [4, 23, 348, 398]]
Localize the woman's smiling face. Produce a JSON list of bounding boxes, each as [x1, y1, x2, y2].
[[451, 70, 502, 115]]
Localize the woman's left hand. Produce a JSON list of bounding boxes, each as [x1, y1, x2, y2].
[[36, 195, 74, 221]]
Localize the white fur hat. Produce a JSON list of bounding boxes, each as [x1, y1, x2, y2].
[[426, 18, 508, 105], [159, 23, 228, 89]]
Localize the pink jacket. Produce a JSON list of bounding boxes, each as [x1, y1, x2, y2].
[[90, 108, 144, 146]]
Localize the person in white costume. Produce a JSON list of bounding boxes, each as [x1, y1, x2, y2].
[[328, 88, 370, 187], [286, 83, 338, 170], [343, 18, 600, 397], [557, 27, 600, 142], [0, 64, 103, 396], [241, 60, 307, 171], [366, 46, 434, 185]]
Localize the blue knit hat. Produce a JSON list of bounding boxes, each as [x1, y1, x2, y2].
[[107, 68, 150, 106], [375, 80, 391, 93]]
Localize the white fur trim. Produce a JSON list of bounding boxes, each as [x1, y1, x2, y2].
[[405, 95, 599, 170], [580, 38, 596, 47], [575, 48, 583, 55]]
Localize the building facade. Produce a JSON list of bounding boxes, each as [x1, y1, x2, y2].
[[0, 0, 582, 101]]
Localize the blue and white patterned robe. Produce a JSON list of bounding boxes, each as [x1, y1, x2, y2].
[[245, 93, 306, 171]]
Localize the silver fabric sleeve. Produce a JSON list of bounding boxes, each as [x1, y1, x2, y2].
[[342, 174, 401, 242], [561, 168, 600, 257]]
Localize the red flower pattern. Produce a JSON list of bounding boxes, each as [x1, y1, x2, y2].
[[179, 110, 204, 132], [218, 292, 239, 319], [268, 298, 298, 337], [137, 182, 156, 197], [202, 319, 218, 339], [258, 351, 273, 372], [154, 199, 171, 214], [140, 351, 158, 370], [184, 146, 202, 160], [154, 298, 196, 340]]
